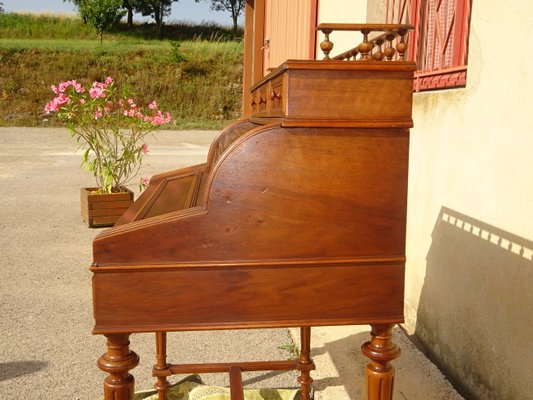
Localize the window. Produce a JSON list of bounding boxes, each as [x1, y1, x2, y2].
[[387, 0, 472, 91]]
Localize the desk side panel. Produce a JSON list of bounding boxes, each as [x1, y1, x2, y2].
[[94, 126, 409, 264], [92, 262, 404, 334]]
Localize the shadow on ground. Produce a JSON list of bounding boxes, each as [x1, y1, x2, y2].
[[0, 361, 49, 382]]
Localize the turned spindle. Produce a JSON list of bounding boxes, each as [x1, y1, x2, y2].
[[372, 39, 385, 61], [384, 33, 397, 61], [154, 332, 171, 400], [297, 327, 313, 400], [358, 29, 373, 60], [396, 30, 408, 61], [320, 29, 334, 60]]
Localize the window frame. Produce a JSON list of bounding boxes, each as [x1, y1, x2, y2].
[[387, 0, 472, 92]]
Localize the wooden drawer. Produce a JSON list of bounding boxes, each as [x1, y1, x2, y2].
[[269, 74, 285, 116], [250, 73, 286, 118], [252, 85, 268, 116], [249, 90, 259, 114], [249, 61, 415, 126]]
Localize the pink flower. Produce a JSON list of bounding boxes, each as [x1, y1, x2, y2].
[[44, 93, 70, 114], [89, 79, 110, 99], [72, 80, 85, 93], [79, 98, 86, 104], [89, 85, 105, 99], [141, 144, 149, 154], [44, 102, 56, 114], [127, 99, 137, 109], [58, 81, 69, 93], [148, 101, 158, 110], [148, 111, 172, 126], [140, 176, 150, 187], [94, 110, 103, 120]]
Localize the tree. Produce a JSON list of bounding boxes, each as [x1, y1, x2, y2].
[[0, 2, 4, 13], [130, 0, 178, 39], [205, 0, 245, 31], [122, 0, 135, 27], [65, 0, 134, 27], [77, 0, 126, 43]]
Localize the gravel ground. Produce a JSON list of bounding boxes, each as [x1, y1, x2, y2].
[[0, 127, 298, 400]]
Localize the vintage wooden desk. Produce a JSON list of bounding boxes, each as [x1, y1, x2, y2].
[[91, 25, 415, 400]]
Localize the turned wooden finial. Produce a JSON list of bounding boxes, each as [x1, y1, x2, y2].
[[320, 29, 334, 60], [358, 29, 373, 60], [396, 30, 408, 61], [384, 33, 397, 61]]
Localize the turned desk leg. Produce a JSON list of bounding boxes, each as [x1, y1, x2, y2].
[[361, 324, 400, 400], [98, 333, 140, 400], [298, 326, 313, 400]]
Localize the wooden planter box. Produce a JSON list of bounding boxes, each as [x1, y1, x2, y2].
[[80, 188, 134, 228]]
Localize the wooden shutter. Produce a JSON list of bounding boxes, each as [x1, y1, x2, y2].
[[263, 0, 317, 74], [387, 0, 471, 91]]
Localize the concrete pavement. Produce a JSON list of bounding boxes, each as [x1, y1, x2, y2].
[[0, 127, 462, 399]]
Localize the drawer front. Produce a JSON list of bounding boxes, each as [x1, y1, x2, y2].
[[255, 85, 268, 116], [250, 89, 259, 114], [269, 75, 285, 116], [250, 71, 287, 118]]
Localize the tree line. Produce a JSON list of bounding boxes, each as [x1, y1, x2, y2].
[[65, 0, 245, 40]]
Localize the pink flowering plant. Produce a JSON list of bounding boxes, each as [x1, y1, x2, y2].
[[45, 77, 171, 193]]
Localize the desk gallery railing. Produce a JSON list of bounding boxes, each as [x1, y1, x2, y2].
[[317, 23, 413, 61]]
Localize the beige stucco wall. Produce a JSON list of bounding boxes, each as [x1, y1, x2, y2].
[[366, 0, 387, 23], [316, 0, 368, 58], [300, 1, 533, 397], [329, 0, 533, 397], [404, 2, 533, 399]]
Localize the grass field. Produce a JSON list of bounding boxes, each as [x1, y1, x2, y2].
[[0, 13, 244, 128]]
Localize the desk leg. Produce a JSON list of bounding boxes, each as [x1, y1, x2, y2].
[[297, 327, 313, 400], [154, 332, 171, 400], [361, 324, 400, 400], [98, 333, 140, 400]]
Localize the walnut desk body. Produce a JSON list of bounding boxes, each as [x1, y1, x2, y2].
[[91, 59, 416, 400]]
